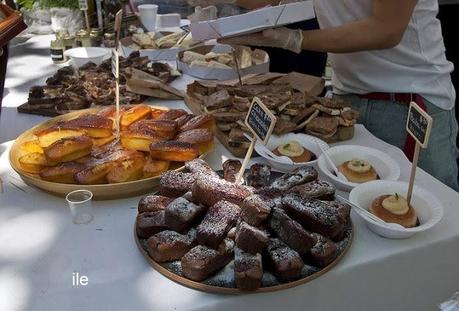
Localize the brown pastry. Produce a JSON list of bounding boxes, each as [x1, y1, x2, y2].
[[44, 135, 93, 165], [234, 247, 263, 291], [235, 221, 269, 255], [222, 159, 242, 182], [147, 229, 197, 262], [338, 159, 378, 183], [307, 233, 338, 268], [18, 152, 49, 174], [176, 129, 214, 155], [181, 238, 234, 281], [184, 158, 219, 179], [35, 127, 85, 148], [130, 119, 177, 140], [136, 211, 168, 239], [159, 171, 196, 198], [60, 114, 113, 138], [150, 141, 199, 162], [268, 207, 315, 256], [74, 161, 115, 185], [370, 194, 417, 228], [156, 109, 188, 121], [192, 176, 253, 206], [106, 153, 146, 183], [143, 158, 170, 178], [269, 166, 318, 193], [179, 114, 216, 132], [120, 104, 152, 130], [138, 195, 173, 214], [240, 194, 272, 226], [120, 128, 164, 152], [272, 141, 314, 163], [265, 238, 304, 282], [165, 197, 207, 232], [289, 180, 336, 201], [196, 200, 241, 248], [39, 162, 85, 183], [245, 163, 271, 188]]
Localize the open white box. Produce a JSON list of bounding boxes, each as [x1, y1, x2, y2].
[[190, 1, 315, 41]]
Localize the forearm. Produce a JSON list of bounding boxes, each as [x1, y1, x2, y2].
[[234, 0, 279, 10]]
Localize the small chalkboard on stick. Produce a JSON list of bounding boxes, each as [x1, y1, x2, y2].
[[235, 98, 277, 184], [405, 101, 433, 203]]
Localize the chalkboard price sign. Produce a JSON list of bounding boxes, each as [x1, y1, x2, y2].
[[79, 0, 88, 10], [406, 102, 433, 149], [245, 97, 277, 145]]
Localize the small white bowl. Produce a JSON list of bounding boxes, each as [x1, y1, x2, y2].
[[255, 133, 329, 172], [349, 180, 443, 239], [317, 145, 400, 191], [64, 47, 110, 67]]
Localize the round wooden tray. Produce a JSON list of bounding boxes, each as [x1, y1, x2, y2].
[[9, 107, 209, 200], [134, 220, 353, 294]]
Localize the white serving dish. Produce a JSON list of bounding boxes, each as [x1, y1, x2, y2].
[[177, 44, 269, 80], [255, 133, 329, 172], [349, 180, 443, 239], [190, 1, 315, 41], [64, 47, 110, 67], [317, 145, 400, 192]]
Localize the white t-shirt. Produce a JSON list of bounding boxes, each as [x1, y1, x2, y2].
[[314, 0, 456, 109]]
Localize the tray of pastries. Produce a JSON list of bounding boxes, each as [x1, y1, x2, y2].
[[134, 159, 352, 293], [9, 105, 215, 200], [185, 72, 360, 157]]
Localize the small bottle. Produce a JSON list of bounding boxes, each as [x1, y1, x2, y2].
[[75, 29, 91, 47], [103, 32, 116, 48], [63, 33, 75, 50], [89, 28, 103, 47], [50, 38, 67, 64]]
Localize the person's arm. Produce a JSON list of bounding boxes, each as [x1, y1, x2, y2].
[[221, 0, 418, 53]]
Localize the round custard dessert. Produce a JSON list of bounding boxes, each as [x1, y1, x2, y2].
[[272, 141, 314, 163], [370, 194, 417, 228], [338, 158, 377, 183]]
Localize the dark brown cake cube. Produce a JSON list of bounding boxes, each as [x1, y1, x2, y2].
[[282, 194, 348, 241], [265, 238, 304, 282], [268, 207, 315, 256], [241, 194, 272, 226], [307, 233, 338, 267], [164, 197, 207, 232], [289, 180, 336, 201], [185, 158, 219, 179], [181, 238, 234, 281], [235, 221, 269, 255], [136, 211, 168, 239], [245, 163, 271, 188], [138, 195, 173, 214], [147, 229, 198, 262], [270, 166, 318, 192], [234, 247, 263, 291], [160, 171, 196, 198], [197, 200, 241, 248], [222, 159, 242, 182], [192, 176, 253, 206]]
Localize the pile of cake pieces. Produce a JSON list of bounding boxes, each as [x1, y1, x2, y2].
[[136, 159, 352, 291], [19, 51, 182, 116]]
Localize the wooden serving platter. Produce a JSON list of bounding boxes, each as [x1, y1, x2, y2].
[[134, 220, 353, 294], [9, 107, 210, 200]]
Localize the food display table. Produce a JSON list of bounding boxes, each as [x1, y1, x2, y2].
[[1, 35, 459, 311]]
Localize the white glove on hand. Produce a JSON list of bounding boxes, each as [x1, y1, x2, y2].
[[186, 0, 235, 7], [219, 27, 304, 54]]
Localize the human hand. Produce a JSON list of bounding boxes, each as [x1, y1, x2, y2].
[[219, 27, 304, 53], [186, 0, 235, 7]]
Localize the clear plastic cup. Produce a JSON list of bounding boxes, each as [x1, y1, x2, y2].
[[66, 190, 94, 225], [138, 4, 158, 32]]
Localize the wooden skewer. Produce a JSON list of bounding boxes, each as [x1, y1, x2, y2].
[[84, 10, 90, 32], [235, 136, 256, 184], [407, 142, 421, 204]]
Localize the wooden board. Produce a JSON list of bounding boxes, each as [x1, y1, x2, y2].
[[9, 107, 210, 200], [134, 220, 353, 294]]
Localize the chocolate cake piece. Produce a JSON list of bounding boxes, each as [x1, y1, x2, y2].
[[192, 176, 253, 206], [234, 247, 263, 291], [222, 159, 242, 183], [268, 207, 315, 256], [245, 163, 271, 188], [147, 229, 198, 262], [281, 194, 348, 241], [164, 197, 207, 232], [203, 89, 232, 111], [235, 221, 269, 255], [265, 238, 304, 282], [185, 158, 219, 179], [136, 211, 168, 239], [289, 180, 336, 201], [269, 166, 318, 193], [181, 238, 235, 281], [197, 201, 241, 248], [160, 171, 196, 198], [138, 195, 174, 214], [307, 233, 338, 268], [240, 194, 272, 226]]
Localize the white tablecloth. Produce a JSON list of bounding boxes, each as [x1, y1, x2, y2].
[[1, 35, 459, 311]]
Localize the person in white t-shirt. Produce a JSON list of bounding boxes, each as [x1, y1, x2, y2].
[[187, 0, 459, 191]]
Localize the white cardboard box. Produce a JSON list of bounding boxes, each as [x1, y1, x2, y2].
[[190, 1, 315, 41], [120, 37, 184, 61], [177, 44, 270, 80]]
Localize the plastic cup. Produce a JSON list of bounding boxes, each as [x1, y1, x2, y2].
[[66, 190, 94, 225], [138, 4, 158, 32]]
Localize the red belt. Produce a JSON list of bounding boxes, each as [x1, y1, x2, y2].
[[357, 92, 427, 161]]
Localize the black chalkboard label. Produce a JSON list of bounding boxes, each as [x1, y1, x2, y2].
[[245, 97, 277, 145], [406, 102, 433, 148]]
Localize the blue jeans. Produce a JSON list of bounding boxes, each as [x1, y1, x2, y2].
[[335, 94, 459, 191]]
